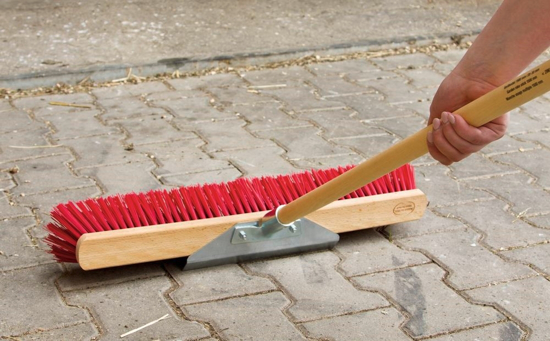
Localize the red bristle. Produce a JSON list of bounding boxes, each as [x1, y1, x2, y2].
[[147, 191, 166, 224], [44, 224, 77, 246], [75, 201, 103, 232], [218, 183, 238, 215], [138, 193, 158, 225], [203, 185, 222, 217], [164, 190, 181, 222], [227, 183, 245, 214], [251, 178, 271, 210], [97, 197, 120, 230], [115, 195, 134, 228], [212, 185, 231, 216], [179, 188, 198, 221], [262, 177, 284, 206], [290, 174, 307, 196], [276, 175, 295, 202], [125, 194, 146, 227], [187, 187, 207, 219], [194, 186, 215, 218], [303, 172, 317, 192], [239, 179, 260, 212], [85, 199, 110, 231], [56, 205, 88, 235], [231, 181, 252, 213], [50, 246, 77, 262], [155, 191, 174, 223], [107, 196, 128, 228], [65, 202, 97, 233], [170, 189, 190, 221], [282, 176, 300, 201], [44, 235, 75, 254]]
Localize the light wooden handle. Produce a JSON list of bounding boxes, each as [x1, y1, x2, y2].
[[278, 59, 550, 224]]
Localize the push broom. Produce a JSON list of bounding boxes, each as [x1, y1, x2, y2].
[[45, 59, 550, 270]]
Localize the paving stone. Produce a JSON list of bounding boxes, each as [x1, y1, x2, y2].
[[519, 97, 550, 123], [365, 114, 426, 139], [436, 199, 550, 250], [62, 134, 144, 169], [397, 68, 445, 89], [214, 145, 296, 177], [392, 98, 433, 120], [232, 102, 306, 131], [78, 162, 161, 195], [0, 178, 14, 191], [464, 173, 550, 216], [309, 75, 373, 97], [306, 59, 380, 76], [13, 93, 95, 112], [414, 164, 493, 207], [290, 153, 365, 170], [168, 73, 247, 90], [259, 83, 346, 113], [169, 264, 276, 305], [0, 264, 88, 337], [14, 322, 98, 341], [195, 118, 275, 152], [0, 217, 54, 271], [465, 276, 550, 341], [110, 112, 195, 146], [428, 322, 524, 341], [139, 138, 231, 177], [336, 134, 402, 158], [524, 213, 550, 228], [98, 96, 167, 121], [359, 76, 432, 105], [0, 192, 32, 218], [300, 108, 387, 140], [44, 109, 119, 140], [7, 155, 94, 195], [328, 92, 390, 120], [301, 307, 410, 341], [432, 49, 467, 64], [480, 135, 539, 156], [515, 130, 550, 149], [58, 263, 165, 291], [161, 167, 242, 187], [384, 208, 465, 239], [184, 292, 304, 340], [145, 89, 208, 101], [64, 275, 209, 341], [256, 126, 351, 160], [507, 109, 550, 135], [491, 149, 550, 189], [0, 128, 63, 162], [399, 229, 535, 290], [91, 81, 170, 99], [336, 229, 430, 277], [239, 66, 316, 88], [502, 243, 550, 277], [372, 54, 439, 71], [0, 109, 44, 134], [246, 251, 389, 322], [449, 153, 520, 180], [156, 96, 235, 124], [208, 86, 276, 106], [353, 263, 504, 338]]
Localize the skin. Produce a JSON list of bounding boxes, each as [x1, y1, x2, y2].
[[428, 0, 550, 165]]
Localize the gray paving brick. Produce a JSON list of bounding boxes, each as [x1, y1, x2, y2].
[[507, 109, 550, 135], [327, 92, 388, 120], [428, 322, 524, 341], [0, 129, 63, 162], [372, 53, 438, 71], [98, 96, 167, 121], [436, 199, 550, 250], [14, 322, 98, 341], [139, 138, 232, 177], [301, 307, 410, 341], [336, 134, 402, 158], [336, 229, 430, 277], [384, 208, 465, 239], [0, 178, 14, 190], [214, 146, 296, 177], [352, 264, 504, 338], [196, 118, 275, 153], [7, 155, 94, 195], [0, 192, 31, 218], [502, 243, 550, 277], [290, 153, 365, 170], [359, 76, 432, 105], [44, 109, 119, 140], [64, 275, 209, 341], [519, 97, 550, 123], [346, 69, 399, 83], [257, 126, 351, 160], [259, 84, 346, 113], [465, 276, 550, 341], [309, 75, 374, 97], [168, 73, 247, 90], [184, 292, 304, 340], [432, 49, 467, 64], [156, 97, 235, 125], [0, 99, 12, 111], [399, 229, 535, 290], [91, 81, 170, 99], [397, 68, 445, 89], [13, 93, 95, 112], [232, 102, 307, 132], [58, 263, 165, 291], [169, 264, 276, 305], [525, 213, 550, 228], [464, 173, 550, 216], [515, 130, 550, 149], [0, 109, 44, 134], [208, 86, 276, 106], [306, 59, 380, 76], [480, 135, 539, 156], [78, 162, 161, 195], [246, 251, 389, 322], [239, 66, 316, 88], [0, 217, 53, 271], [491, 149, 550, 189], [0, 264, 88, 337], [161, 167, 242, 187], [414, 164, 493, 207], [364, 114, 426, 139], [392, 99, 432, 120], [449, 153, 520, 180], [145, 89, 208, 101]]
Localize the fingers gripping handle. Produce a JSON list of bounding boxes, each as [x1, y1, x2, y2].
[[277, 59, 550, 225]]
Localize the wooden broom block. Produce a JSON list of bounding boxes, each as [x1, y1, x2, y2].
[[76, 189, 427, 270]]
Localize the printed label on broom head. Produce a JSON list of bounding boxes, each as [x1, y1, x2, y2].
[[393, 201, 415, 215]]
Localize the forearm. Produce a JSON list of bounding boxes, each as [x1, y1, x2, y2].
[[454, 0, 550, 86]]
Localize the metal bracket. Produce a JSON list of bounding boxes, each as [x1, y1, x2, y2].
[[184, 218, 339, 270]]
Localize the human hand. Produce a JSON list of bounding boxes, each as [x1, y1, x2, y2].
[[427, 71, 509, 165]]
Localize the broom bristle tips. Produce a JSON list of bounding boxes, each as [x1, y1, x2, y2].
[[45, 164, 416, 263]]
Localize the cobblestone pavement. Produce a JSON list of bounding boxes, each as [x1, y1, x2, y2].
[[2, 49, 550, 340]]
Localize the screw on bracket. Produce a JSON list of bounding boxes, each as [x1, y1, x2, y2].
[[239, 231, 247, 240]]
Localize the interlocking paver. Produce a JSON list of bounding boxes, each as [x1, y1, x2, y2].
[[246, 251, 389, 322], [502, 243, 550, 277], [336, 229, 430, 277], [64, 275, 210, 340], [239, 66, 316, 88], [301, 308, 410, 341], [353, 264, 504, 338], [0, 191, 31, 218], [0, 264, 88, 337], [15, 323, 98, 341], [306, 59, 380, 76], [44, 109, 119, 140], [13, 93, 95, 113], [365, 114, 426, 139], [168, 73, 247, 90], [169, 264, 276, 305], [436, 199, 550, 250], [428, 322, 524, 341], [290, 153, 365, 170], [0, 129, 62, 162], [161, 167, 242, 187], [92, 81, 170, 99], [97, 96, 167, 121], [308, 74, 374, 97], [465, 276, 550, 341], [480, 134, 539, 156], [259, 83, 346, 113], [449, 153, 520, 180], [232, 102, 307, 131], [397, 68, 445, 89], [155, 97, 235, 126], [336, 134, 402, 158], [0, 108, 44, 133], [78, 162, 161, 195], [491, 148, 550, 189], [184, 292, 305, 340], [361, 76, 433, 105], [207, 86, 276, 106], [507, 107, 550, 135], [372, 54, 438, 71], [514, 130, 550, 149], [399, 228, 535, 290], [384, 208, 465, 239], [213, 145, 296, 177]]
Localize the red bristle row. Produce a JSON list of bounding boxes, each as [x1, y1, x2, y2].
[[45, 164, 417, 263]]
